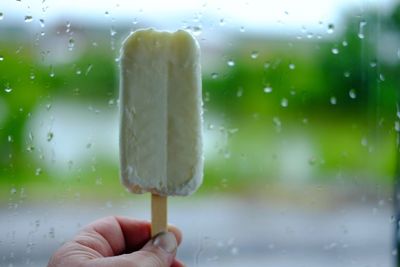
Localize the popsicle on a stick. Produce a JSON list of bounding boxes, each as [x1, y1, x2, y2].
[[119, 29, 203, 236]]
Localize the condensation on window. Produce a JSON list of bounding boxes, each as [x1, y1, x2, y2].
[[0, 1, 399, 266]]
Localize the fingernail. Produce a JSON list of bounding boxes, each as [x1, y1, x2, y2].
[[152, 232, 177, 253]]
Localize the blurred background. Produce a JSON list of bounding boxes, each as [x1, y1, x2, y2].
[[1, 0, 400, 266]]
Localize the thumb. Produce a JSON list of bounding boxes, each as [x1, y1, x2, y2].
[[127, 231, 178, 267]]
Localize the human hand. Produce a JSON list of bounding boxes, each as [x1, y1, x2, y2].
[[48, 216, 184, 267]]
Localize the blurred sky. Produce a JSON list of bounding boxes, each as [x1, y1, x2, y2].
[[0, 0, 397, 35]]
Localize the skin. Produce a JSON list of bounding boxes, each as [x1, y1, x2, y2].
[[48, 216, 185, 267]]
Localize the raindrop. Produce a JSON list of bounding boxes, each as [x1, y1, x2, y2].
[[0, 12, 3, 20], [192, 25, 202, 36], [95, 177, 103, 185], [227, 59, 235, 67], [219, 18, 225, 26], [263, 86, 272, 93], [239, 26, 245, 32], [358, 20, 367, 39], [85, 64, 93, 76], [0, 55, 3, 61], [29, 73, 35, 80], [110, 27, 117, 37], [264, 61, 270, 69], [7, 135, 13, 142], [251, 51, 259, 59], [211, 72, 219, 79], [281, 98, 288, 107], [105, 11, 109, 17], [27, 145, 34, 152], [35, 167, 42, 176], [379, 73, 385, 81], [327, 23, 334, 34], [395, 121, 400, 132], [289, 63, 295, 70], [361, 137, 368, 147], [46, 103, 52, 111], [342, 40, 348, 46], [49, 65, 55, 77], [39, 19, 45, 28], [24, 15, 33, 23], [76, 68, 81, 75], [349, 89, 357, 99], [331, 48, 339, 55], [47, 132, 54, 142], [237, 87, 243, 97], [68, 38, 75, 51], [231, 247, 239, 255], [370, 60, 377, 68], [4, 85, 12, 93], [344, 71, 350, 78], [330, 96, 337, 105]]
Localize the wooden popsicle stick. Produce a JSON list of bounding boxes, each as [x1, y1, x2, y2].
[[151, 194, 167, 237]]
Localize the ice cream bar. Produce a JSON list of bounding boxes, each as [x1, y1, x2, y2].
[[119, 29, 203, 234]]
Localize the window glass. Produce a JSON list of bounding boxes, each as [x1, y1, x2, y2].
[[0, 0, 399, 266]]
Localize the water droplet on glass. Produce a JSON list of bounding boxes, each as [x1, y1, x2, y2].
[[39, 19, 45, 28], [370, 60, 377, 68], [251, 51, 259, 59], [289, 63, 295, 70], [327, 23, 334, 34], [29, 72, 35, 80], [342, 40, 348, 46], [47, 132, 54, 142], [0, 12, 3, 20], [308, 157, 317, 165], [219, 18, 225, 26], [344, 71, 350, 78], [281, 98, 288, 107], [46, 103, 52, 111], [4, 85, 12, 93], [10, 188, 17, 194], [35, 167, 42, 176], [397, 48, 400, 59], [105, 11, 109, 17], [395, 121, 400, 132], [263, 86, 272, 93], [227, 59, 235, 67], [231, 247, 239, 255], [68, 38, 75, 51], [358, 20, 367, 39], [379, 73, 385, 81], [192, 25, 202, 36], [7, 135, 13, 142], [237, 87, 243, 97], [330, 96, 337, 105], [264, 61, 270, 69], [85, 64, 93, 76], [76, 68, 81, 75], [24, 15, 33, 23], [239, 26, 245, 32], [331, 48, 339, 55], [0, 55, 3, 61], [361, 137, 368, 147], [96, 177, 103, 185], [211, 72, 218, 79], [49, 65, 55, 77], [349, 89, 357, 99]]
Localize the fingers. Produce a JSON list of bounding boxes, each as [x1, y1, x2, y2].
[[60, 216, 185, 267], [86, 231, 182, 267], [126, 231, 179, 267]]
